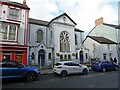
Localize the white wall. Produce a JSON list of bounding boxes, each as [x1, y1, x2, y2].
[[84, 37, 118, 61], [90, 25, 117, 42]]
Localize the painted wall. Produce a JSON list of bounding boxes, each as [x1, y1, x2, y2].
[[0, 3, 29, 45], [89, 25, 117, 42], [84, 37, 118, 61]]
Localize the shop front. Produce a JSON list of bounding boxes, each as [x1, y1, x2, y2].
[[0, 45, 27, 65]]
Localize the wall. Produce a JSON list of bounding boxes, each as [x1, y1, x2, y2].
[[90, 25, 117, 42]]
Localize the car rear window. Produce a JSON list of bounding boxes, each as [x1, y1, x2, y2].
[[56, 63, 62, 66]]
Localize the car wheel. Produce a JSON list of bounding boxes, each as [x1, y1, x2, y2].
[[83, 69, 88, 75], [61, 70, 67, 77], [102, 68, 106, 72], [26, 72, 37, 82]]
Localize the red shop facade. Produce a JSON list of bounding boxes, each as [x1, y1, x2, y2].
[[0, 44, 27, 65]]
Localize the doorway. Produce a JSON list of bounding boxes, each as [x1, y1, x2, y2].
[[38, 49, 45, 66], [79, 50, 84, 63], [3, 55, 10, 61]]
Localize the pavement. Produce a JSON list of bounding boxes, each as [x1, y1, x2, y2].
[[40, 67, 92, 75]]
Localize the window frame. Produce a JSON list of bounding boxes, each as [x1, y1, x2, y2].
[[36, 30, 43, 43], [0, 22, 18, 42], [60, 31, 70, 52], [8, 7, 20, 21]]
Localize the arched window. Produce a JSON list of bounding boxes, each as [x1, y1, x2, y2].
[[64, 54, 67, 59], [60, 31, 70, 52], [48, 53, 52, 59], [68, 54, 71, 60], [37, 30, 43, 43], [60, 55, 63, 60], [32, 52, 35, 59], [76, 53, 78, 59], [86, 53, 88, 59]]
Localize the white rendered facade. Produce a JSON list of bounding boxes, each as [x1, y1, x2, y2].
[[28, 13, 86, 68]]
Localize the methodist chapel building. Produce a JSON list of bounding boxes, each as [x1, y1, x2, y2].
[[28, 13, 88, 68]]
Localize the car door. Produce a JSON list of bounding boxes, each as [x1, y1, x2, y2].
[[71, 62, 81, 74], [107, 62, 115, 70], [64, 62, 74, 74], [2, 61, 24, 78]]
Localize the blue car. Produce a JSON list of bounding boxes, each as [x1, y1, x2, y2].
[[0, 60, 40, 81], [91, 60, 119, 72]]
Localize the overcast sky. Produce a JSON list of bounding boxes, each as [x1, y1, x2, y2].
[[11, 0, 119, 35]]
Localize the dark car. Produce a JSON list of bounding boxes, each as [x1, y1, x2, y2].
[[91, 60, 119, 72], [0, 60, 40, 82]]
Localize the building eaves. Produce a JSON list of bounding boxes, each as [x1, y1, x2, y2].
[[1, 1, 30, 10], [29, 18, 49, 26], [88, 36, 117, 44], [48, 13, 77, 26], [74, 28, 84, 32], [103, 23, 117, 28]]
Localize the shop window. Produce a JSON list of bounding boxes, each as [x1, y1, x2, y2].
[[15, 55, 22, 63]]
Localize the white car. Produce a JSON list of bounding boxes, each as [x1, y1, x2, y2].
[[53, 61, 89, 76]]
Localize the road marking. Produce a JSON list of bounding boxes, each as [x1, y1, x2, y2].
[[81, 73, 106, 78]]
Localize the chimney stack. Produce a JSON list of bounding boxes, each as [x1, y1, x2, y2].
[[23, 0, 26, 5], [95, 17, 103, 26]]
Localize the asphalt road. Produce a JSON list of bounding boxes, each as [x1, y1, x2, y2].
[[2, 70, 119, 88]]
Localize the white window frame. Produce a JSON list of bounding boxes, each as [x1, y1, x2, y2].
[[9, 8, 20, 21], [60, 31, 70, 52], [0, 22, 18, 41]]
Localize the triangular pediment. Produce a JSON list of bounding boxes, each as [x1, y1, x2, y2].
[[48, 13, 76, 26], [37, 42, 46, 49]]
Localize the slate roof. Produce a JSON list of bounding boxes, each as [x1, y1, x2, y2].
[[1, 0, 30, 10], [74, 28, 84, 32], [87, 36, 117, 44], [48, 13, 77, 26], [29, 18, 49, 26], [103, 23, 117, 28]]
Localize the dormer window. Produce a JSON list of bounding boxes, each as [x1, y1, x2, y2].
[[9, 8, 20, 21]]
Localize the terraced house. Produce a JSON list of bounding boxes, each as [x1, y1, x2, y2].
[[0, 0, 30, 64], [28, 13, 89, 68], [83, 17, 118, 62]]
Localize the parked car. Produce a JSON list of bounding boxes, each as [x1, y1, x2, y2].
[[53, 61, 89, 77], [91, 60, 119, 72], [0, 60, 40, 82]]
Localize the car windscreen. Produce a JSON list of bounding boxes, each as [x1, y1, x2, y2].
[[55, 63, 62, 66]]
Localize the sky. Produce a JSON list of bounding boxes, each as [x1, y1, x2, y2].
[[11, 0, 119, 35]]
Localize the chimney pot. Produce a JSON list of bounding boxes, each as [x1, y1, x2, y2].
[[23, 0, 26, 5], [95, 17, 103, 26]]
